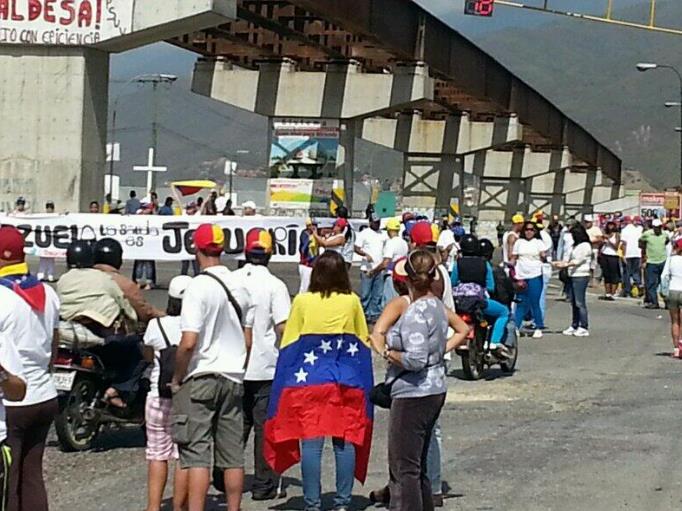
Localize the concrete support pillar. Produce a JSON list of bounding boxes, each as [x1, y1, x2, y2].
[[0, 46, 109, 213]]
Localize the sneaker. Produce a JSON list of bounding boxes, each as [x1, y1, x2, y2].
[[252, 488, 287, 501], [604, 294, 615, 301], [574, 328, 590, 337], [369, 486, 390, 504], [562, 327, 576, 336], [532, 329, 543, 339], [673, 348, 680, 359], [47, 275, 55, 283], [37, 272, 45, 281]]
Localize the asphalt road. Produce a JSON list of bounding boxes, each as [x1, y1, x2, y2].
[[40, 260, 682, 511]]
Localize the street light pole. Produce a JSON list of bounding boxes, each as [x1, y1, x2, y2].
[[637, 62, 682, 186]]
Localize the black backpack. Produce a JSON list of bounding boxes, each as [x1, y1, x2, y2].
[[156, 318, 176, 399], [491, 264, 515, 307]]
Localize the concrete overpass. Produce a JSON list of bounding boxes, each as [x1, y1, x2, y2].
[[0, 0, 621, 220]]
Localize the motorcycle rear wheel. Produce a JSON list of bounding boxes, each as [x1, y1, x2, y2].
[[461, 341, 485, 381], [500, 344, 518, 373], [55, 377, 100, 452]]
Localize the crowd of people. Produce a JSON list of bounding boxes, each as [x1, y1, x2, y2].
[[4, 199, 682, 511]]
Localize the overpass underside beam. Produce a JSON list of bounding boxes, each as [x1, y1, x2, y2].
[[463, 148, 624, 222]]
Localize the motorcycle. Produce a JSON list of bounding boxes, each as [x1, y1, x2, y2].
[[53, 338, 149, 452], [456, 308, 518, 381]]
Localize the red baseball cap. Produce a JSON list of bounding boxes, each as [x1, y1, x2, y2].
[[0, 226, 25, 262], [334, 218, 348, 229], [245, 228, 273, 255], [193, 224, 225, 256], [410, 221, 436, 246], [392, 257, 409, 284]]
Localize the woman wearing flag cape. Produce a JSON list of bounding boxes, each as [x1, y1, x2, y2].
[[264, 251, 372, 511]]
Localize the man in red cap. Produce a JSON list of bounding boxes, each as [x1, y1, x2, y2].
[[171, 223, 254, 511], [0, 226, 60, 511], [620, 214, 643, 298], [233, 228, 290, 501]]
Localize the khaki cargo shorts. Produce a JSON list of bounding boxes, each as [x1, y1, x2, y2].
[[171, 374, 244, 470]]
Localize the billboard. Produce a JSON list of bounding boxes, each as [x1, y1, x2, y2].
[[639, 192, 681, 220], [269, 178, 343, 211], [269, 119, 339, 178], [0, 0, 134, 45]]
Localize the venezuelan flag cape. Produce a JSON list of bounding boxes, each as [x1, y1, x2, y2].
[[0, 262, 46, 312], [264, 292, 373, 482]]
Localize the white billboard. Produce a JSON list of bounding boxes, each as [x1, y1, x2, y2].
[[0, 0, 134, 45]]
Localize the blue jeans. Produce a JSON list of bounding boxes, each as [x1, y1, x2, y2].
[[569, 276, 589, 329], [514, 276, 544, 329], [360, 271, 383, 321], [301, 437, 355, 510], [646, 262, 665, 307], [133, 260, 156, 284], [539, 266, 551, 325], [383, 275, 398, 307], [622, 258, 642, 295], [484, 299, 510, 344], [426, 422, 442, 495]]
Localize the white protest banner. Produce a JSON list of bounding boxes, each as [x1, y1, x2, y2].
[[0, 214, 370, 263], [0, 0, 134, 46]]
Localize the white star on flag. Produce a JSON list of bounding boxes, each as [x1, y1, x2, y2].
[[303, 350, 319, 365], [337, 337, 344, 350], [295, 367, 308, 383], [319, 340, 332, 354], [346, 342, 359, 357]]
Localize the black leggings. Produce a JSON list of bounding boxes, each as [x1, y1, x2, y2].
[[388, 393, 446, 511], [6, 398, 59, 511]]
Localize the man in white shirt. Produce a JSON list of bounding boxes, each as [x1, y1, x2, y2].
[[233, 229, 290, 502], [0, 332, 27, 511], [0, 226, 60, 511], [503, 214, 525, 263], [536, 218, 554, 324], [171, 223, 255, 511], [436, 225, 459, 273], [380, 217, 409, 305], [354, 214, 386, 322], [620, 216, 644, 297]]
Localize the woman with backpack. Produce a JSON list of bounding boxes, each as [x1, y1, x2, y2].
[[142, 276, 192, 511]]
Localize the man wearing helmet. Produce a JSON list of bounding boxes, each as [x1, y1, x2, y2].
[[57, 241, 137, 336], [93, 238, 165, 324], [451, 235, 511, 356]]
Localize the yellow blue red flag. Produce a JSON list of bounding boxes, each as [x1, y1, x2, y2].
[[264, 292, 373, 482]]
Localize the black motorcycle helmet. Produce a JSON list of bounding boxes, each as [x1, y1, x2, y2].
[[94, 238, 123, 269], [66, 240, 94, 269], [459, 234, 480, 257], [479, 238, 495, 261]]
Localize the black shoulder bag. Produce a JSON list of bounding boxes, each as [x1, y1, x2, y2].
[[201, 271, 243, 324], [156, 318, 176, 399], [369, 369, 408, 409]]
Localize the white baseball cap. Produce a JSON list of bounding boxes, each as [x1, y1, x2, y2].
[[168, 275, 193, 299], [583, 214, 595, 222], [242, 200, 256, 210], [652, 219, 663, 227]]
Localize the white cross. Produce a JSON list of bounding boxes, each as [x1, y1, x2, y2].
[[294, 367, 308, 383], [133, 148, 168, 195]]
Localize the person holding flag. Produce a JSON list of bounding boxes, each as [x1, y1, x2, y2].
[[264, 251, 372, 511]]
